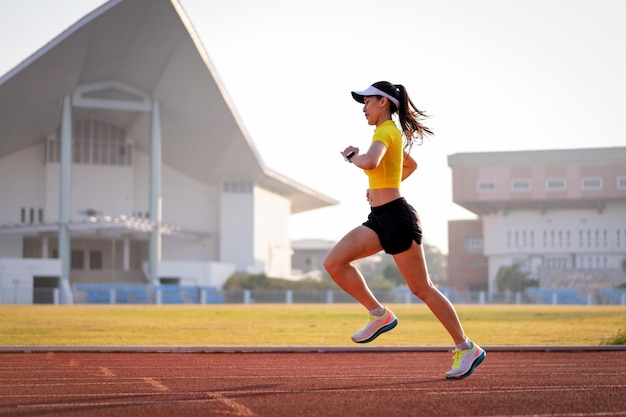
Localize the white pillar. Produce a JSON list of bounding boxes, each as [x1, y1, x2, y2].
[[58, 95, 72, 304], [149, 100, 162, 286], [123, 238, 130, 271], [42, 236, 49, 259]]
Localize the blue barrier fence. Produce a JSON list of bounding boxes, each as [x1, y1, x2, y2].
[[69, 284, 626, 306]]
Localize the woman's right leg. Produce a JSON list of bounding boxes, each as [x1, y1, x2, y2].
[[393, 241, 467, 344], [323, 225, 383, 310]]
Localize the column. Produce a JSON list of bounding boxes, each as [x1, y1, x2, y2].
[[123, 238, 130, 271], [58, 95, 72, 303], [149, 100, 162, 285]]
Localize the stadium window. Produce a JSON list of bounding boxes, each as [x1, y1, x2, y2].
[[545, 177, 566, 191], [581, 177, 603, 191], [56, 118, 131, 166], [510, 179, 531, 192], [20, 208, 25, 223], [618, 229, 622, 247], [465, 236, 483, 253], [618, 177, 626, 190], [71, 250, 84, 270], [530, 231, 534, 248], [29, 208, 34, 224], [38, 208, 43, 223], [476, 180, 496, 192], [89, 250, 103, 270]]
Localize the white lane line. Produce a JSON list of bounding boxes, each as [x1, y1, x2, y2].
[[206, 392, 257, 416], [143, 377, 169, 391]]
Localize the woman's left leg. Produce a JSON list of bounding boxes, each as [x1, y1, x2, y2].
[[323, 225, 384, 310]]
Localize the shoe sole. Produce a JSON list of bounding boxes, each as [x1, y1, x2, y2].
[[445, 350, 486, 380], [352, 318, 398, 344]]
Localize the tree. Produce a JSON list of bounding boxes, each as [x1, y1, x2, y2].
[[382, 262, 404, 286], [496, 264, 537, 292], [379, 241, 448, 286]]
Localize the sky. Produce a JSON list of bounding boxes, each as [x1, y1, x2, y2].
[[1, 0, 625, 253]]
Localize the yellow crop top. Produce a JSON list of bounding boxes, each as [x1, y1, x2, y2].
[[365, 120, 403, 189]]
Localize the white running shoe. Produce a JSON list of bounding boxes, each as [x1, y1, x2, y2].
[[351, 307, 398, 344], [444, 342, 486, 379]]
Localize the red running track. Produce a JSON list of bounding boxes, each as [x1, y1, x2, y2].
[[0, 350, 625, 417]]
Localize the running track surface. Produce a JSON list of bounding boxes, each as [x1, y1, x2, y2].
[[1, 349, 625, 417]]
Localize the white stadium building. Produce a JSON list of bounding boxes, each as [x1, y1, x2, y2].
[[0, 0, 337, 304]]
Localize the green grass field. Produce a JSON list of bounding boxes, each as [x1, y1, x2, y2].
[[0, 304, 624, 346]]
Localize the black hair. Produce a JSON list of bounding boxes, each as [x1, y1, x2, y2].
[[371, 81, 433, 153]]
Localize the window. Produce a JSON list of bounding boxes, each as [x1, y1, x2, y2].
[[47, 118, 133, 166], [581, 177, 602, 191], [545, 177, 566, 191], [223, 180, 253, 193], [71, 250, 84, 270], [476, 180, 496, 192], [89, 250, 103, 270], [618, 177, 626, 190], [465, 236, 483, 253], [544, 257, 567, 269], [511, 179, 531, 192]]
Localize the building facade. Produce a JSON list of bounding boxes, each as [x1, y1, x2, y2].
[[447, 147, 626, 295], [0, 0, 336, 304]]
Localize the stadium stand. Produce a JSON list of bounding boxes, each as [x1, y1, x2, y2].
[[73, 284, 150, 304]]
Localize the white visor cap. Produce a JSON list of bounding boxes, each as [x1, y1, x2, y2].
[[351, 85, 400, 108]]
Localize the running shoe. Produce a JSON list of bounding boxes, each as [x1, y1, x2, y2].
[[444, 342, 485, 379], [351, 307, 398, 343]]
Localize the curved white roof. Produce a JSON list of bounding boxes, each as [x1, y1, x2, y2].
[[0, 0, 337, 213]]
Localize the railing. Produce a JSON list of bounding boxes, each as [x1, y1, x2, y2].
[[1, 285, 625, 306]]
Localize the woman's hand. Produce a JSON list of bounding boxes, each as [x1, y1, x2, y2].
[[341, 147, 359, 160]]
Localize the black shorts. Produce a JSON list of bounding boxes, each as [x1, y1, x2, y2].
[[362, 197, 423, 255]]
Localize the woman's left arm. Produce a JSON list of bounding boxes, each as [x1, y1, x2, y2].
[[346, 141, 386, 170], [401, 152, 417, 181]]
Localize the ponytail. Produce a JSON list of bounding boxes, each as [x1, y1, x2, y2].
[[393, 84, 433, 154]]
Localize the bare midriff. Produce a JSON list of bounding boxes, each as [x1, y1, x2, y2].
[[367, 188, 402, 208]]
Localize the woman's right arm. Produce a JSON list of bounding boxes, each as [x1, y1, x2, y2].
[[401, 152, 417, 181]]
